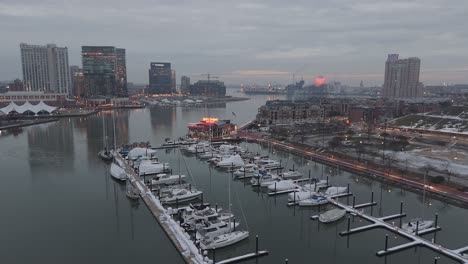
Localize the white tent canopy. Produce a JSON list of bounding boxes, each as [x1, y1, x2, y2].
[[0, 101, 57, 115]]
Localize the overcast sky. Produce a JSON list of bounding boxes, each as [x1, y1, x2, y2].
[[1, 0, 467, 86]]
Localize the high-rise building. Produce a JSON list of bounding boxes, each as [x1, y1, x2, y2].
[[171, 70, 176, 93], [383, 54, 422, 98], [70, 66, 85, 98], [81, 46, 127, 97], [148, 62, 172, 94], [8, 79, 24, 92], [116, 48, 127, 96], [20, 43, 71, 94], [180, 76, 191, 94]]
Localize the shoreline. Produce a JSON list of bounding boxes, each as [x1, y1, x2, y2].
[[237, 128, 468, 209], [0, 118, 59, 130]]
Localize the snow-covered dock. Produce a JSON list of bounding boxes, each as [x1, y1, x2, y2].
[[328, 197, 468, 263], [114, 152, 209, 264]]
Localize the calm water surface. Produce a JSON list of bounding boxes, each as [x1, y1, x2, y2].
[[0, 90, 467, 264]]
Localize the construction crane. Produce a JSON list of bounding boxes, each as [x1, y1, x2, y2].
[[200, 73, 219, 82]]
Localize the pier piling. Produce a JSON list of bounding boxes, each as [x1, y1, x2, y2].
[[385, 234, 388, 251]]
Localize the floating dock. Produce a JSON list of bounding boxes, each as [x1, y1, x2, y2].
[[114, 152, 208, 264], [327, 197, 468, 263]]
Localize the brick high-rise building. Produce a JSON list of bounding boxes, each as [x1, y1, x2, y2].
[[383, 54, 422, 98]]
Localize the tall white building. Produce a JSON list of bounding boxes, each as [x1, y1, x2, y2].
[[20, 43, 71, 94]]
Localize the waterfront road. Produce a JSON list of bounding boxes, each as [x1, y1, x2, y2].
[[239, 132, 468, 207]]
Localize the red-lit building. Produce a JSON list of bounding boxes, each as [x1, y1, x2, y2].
[[188, 118, 236, 139]]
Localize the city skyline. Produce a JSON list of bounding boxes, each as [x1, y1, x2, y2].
[[1, 0, 468, 85]]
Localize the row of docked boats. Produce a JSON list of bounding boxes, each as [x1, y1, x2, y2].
[[101, 140, 250, 252]]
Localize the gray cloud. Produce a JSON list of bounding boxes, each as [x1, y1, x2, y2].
[[1, 0, 467, 85]]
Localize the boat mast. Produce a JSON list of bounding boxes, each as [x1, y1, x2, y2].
[[102, 113, 106, 150], [113, 111, 117, 151], [228, 165, 232, 233]]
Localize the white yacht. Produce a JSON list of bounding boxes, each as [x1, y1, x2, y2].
[[216, 154, 245, 169], [138, 159, 170, 176], [255, 159, 281, 170], [199, 231, 249, 250], [319, 208, 346, 223], [324, 186, 348, 197], [160, 188, 202, 204], [250, 170, 278, 187], [110, 162, 128, 181], [298, 194, 328, 206], [126, 180, 139, 200], [280, 170, 303, 179], [233, 164, 259, 177], [267, 179, 299, 192], [150, 174, 186, 185]]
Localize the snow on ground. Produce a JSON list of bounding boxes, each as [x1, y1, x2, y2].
[[386, 149, 468, 177]]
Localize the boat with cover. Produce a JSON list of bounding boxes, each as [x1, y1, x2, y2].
[[110, 162, 128, 181], [138, 159, 170, 176], [255, 159, 281, 170], [280, 170, 303, 179], [216, 154, 245, 169], [324, 186, 348, 197], [250, 170, 278, 187], [150, 174, 186, 185], [298, 194, 328, 206], [267, 179, 299, 191], [319, 208, 346, 223], [194, 219, 239, 237], [199, 231, 249, 250], [160, 188, 202, 204], [126, 180, 139, 199], [233, 164, 259, 177], [402, 219, 434, 233], [127, 147, 157, 160]]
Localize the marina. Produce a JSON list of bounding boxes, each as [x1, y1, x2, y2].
[[1, 92, 468, 264]]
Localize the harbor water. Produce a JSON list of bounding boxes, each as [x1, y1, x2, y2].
[[1, 90, 467, 264]]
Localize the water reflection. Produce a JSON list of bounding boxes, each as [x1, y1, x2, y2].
[[27, 121, 74, 172]]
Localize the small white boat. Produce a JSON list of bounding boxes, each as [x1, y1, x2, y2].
[[216, 154, 245, 169], [196, 220, 239, 238], [110, 162, 127, 181], [324, 186, 348, 197], [402, 219, 434, 233], [98, 149, 114, 161], [127, 147, 157, 160], [302, 180, 328, 191], [233, 164, 259, 177], [298, 194, 328, 207], [267, 180, 299, 192], [280, 170, 303, 179], [160, 188, 202, 204], [319, 208, 346, 223], [126, 180, 139, 200], [138, 159, 170, 176], [288, 190, 317, 202], [250, 170, 278, 187], [199, 231, 249, 250], [255, 159, 281, 170], [151, 174, 186, 185]]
